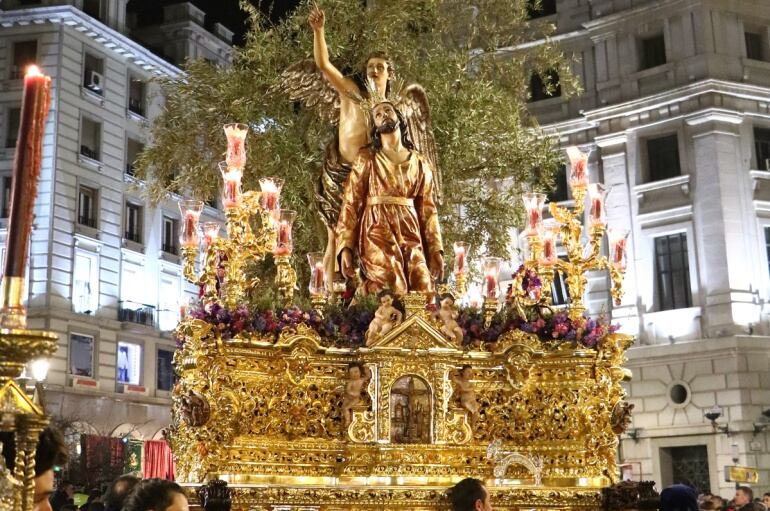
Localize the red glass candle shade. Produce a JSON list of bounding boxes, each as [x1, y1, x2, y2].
[[218, 161, 242, 209], [274, 209, 297, 256], [307, 252, 325, 295], [608, 228, 630, 269], [588, 183, 606, 226], [178, 199, 204, 248], [224, 123, 248, 169], [522, 192, 546, 236], [482, 256, 502, 300], [453, 242, 468, 275], [565, 145, 591, 190]]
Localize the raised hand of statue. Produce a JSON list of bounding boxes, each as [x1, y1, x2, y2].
[[308, 1, 324, 31], [431, 253, 445, 283], [340, 248, 355, 279]]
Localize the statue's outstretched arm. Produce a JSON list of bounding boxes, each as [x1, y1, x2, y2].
[[310, 2, 359, 98]]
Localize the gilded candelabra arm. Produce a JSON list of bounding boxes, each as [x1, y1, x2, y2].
[[274, 255, 297, 308], [537, 264, 554, 304], [200, 239, 227, 305], [607, 260, 626, 306], [587, 223, 606, 261], [549, 203, 584, 263], [527, 233, 544, 263], [572, 184, 587, 216], [182, 246, 199, 283], [453, 272, 468, 299], [483, 297, 498, 328]]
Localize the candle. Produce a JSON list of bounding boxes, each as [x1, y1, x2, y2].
[[219, 162, 242, 209], [608, 228, 630, 269], [273, 210, 296, 256], [614, 238, 626, 265], [566, 146, 590, 189], [4, 65, 51, 280], [522, 193, 546, 235], [313, 262, 324, 291], [224, 123, 248, 169], [453, 242, 467, 274], [178, 199, 203, 248], [180, 303, 187, 318], [260, 177, 283, 213], [202, 222, 220, 246], [588, 183, 606, 225], [481, 256, 502, 300], [542, 233, 555, 265], [485, 273, 497, 298]]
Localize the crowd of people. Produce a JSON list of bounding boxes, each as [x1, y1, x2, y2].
[[12, 426, 770, 511]]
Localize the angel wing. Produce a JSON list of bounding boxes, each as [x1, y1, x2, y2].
[[398, 83, 442, 204], [278, 59, 340, 125]]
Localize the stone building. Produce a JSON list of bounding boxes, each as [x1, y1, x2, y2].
[[0, 0, 230, 442], [527, 0, 770, 497]]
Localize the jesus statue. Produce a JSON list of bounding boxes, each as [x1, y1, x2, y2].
[[336, 101, 444, 296]]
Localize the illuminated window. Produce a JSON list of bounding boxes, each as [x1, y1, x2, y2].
[[158, 273, 181, 332], [73, 250, 99, 314], [117, 341, 142, 385], [655, 233, 691, 311]]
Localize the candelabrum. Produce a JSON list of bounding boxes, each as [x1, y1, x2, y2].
[[511, 146, 627, 321], [180, 125, 297, 310]]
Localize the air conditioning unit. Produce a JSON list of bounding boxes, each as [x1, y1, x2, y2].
[[88, 70, 103, 92]]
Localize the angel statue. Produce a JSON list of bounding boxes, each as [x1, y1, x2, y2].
[[280, 1, 441, 287]]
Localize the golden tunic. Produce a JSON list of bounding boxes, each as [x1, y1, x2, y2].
[[336, 148, 443, 296]]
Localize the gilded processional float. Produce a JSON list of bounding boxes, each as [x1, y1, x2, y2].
[[167, 6, 635, 510]]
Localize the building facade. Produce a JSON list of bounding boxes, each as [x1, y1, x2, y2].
[[528, 0, 770, 497], [0, 0, 230, 443]]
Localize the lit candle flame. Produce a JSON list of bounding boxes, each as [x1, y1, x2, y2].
[[26, 65, 42, 78]]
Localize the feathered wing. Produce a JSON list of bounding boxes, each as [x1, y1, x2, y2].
[[399, 83, 442, 204], [278, 59, 340, 125]]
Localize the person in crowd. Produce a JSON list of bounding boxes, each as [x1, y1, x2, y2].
[[122, 479, 188, 511], [660, 484, 698, 511], [763, 494, 770, 509], [447, 478, 493, 511], [50, 480, 76, 511], [735, 487, 755, 511], [104, 475, 140, 511]]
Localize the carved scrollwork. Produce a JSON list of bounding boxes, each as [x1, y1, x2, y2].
[[349, 409, 376, 443]]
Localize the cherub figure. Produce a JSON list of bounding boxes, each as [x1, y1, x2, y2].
[[341, 362, 372, 428], [365, 291, 403, 345], [437, 294, 464, 345], [451, 364, 479, 426]]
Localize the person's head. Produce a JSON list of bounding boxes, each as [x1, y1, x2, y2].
[[379, 290, 394, 306], [461, 365, 473, 379], [368, 102, 414, 152], [660, 484, 698, 511], [365, 51, 394, 93], [34, 428, 68, 511], [60, 481, 75, 497], [440, 294, 455, 308], [448, 478, 492, 511], [122, 479, 187, 511], [762, 493, 770, 507], [104, 475, 140, 511], [736, 487, 754, 507]]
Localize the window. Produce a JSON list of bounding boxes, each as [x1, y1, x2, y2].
[[117, 341, 142, 385], [527, 0, 556, 18], [646, 134, 681, 182], [69, 333, 94, 377], [80, 117, 101, 161], [5, 107, 21, 149], [655, 233, 691, 311], [157, 349, 176, 391], [73, 250, 99, 314], [126, 138, 144, 176], [1, 176, 11, 219], [128, 76, 146, 117], [529, 70, 561, 102], [83, 53, 105, 95], [551, 258, 571, 306], [639, 34, 666, 70], [82, 0, 104, 21], [754, 128, 770, 170], [162, 216, 179, 255], [125, 202, 143, 243], [745, 31, 765, 61], [547, 164, 569, 203], [158, 273, 181, 331], [660, 446, 709, 492], [78, 185, 98, 228], [11, 40, 37, 79]]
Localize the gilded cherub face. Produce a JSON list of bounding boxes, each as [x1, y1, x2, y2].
[[380, 294, 393, 306]]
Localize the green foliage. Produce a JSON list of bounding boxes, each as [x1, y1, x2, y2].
[[136, 0, 578, 272]]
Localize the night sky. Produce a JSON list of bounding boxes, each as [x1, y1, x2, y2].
[[127, 0, 303, 45]]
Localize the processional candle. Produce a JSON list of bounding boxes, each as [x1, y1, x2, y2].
[[4, 65, 51, 281], [608, 228, 629, 269], [565, 146, 590, 189], [453, 242, 467, 274], [307, 252, 325, 295], [540, 225, 559, 266], [522, 192, 546, 235], [202, 222, 221, 246], [218, 162, 242, 209], [274, 210, 297, 256], [588, 183, 606, 225], [260, 177, 283, 215], [482, 256, 502, 299], [224, 123, 248, 169], [178, 200, 204, 247]]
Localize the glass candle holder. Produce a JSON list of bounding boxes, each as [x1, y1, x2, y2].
[[224, 123, 248, 169], [307, 251, 325, 295], [540, 223, 559, 266], [482, 256, 502, 299], [608, 227, 629, 269], [178, 199, 204, 247], [218, 161, 242, 209], [588, 183, 606, 226], [202, 222, 221, 247], [565, 145, 591, 190], [522, 192, 546, 235], [274, 209, 297, 256], [453, 241, 468, 275], [259, 177, 284, 216]]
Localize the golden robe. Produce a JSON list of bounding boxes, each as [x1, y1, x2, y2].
[[336, 148, 443, 295]]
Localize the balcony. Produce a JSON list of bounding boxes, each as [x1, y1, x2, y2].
[[128, 98, 145, 117], [118, 300, 156, 328], [162, 242, 178, 256]]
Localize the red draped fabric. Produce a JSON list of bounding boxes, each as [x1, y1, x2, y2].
[[142, 440, 175, 480]]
